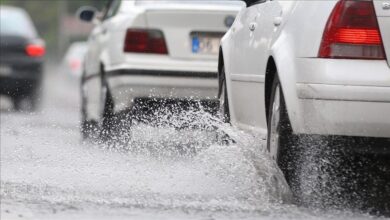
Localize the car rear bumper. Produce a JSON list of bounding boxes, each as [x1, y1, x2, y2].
[[109, 53, 218, 74], [106, 69, 218, 112], [291, 58, 390, 138], [296, 94, 390, 138]]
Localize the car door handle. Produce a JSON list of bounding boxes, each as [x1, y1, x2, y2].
[[383, 2, 390, 9], [274, 17, 282, 26], [249, 22, 257, 31]]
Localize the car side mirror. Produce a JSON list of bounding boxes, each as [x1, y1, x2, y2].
[[77, 6, 98, 23]]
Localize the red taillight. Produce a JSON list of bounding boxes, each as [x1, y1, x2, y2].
[[69, 59, 81, 71], [124, 29, 168, 54], [318, 0, 386, 60], [26, 44, 45, 57]]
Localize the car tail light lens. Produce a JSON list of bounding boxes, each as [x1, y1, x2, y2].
[[26, 44, 45, 57], [124, 29, 168, 54], [69, 59, 81, 71], [318, 0, 386, 60]]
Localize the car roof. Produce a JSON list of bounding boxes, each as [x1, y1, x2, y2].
[[0, 5, 27, 13], [0, 5, 37, 38]]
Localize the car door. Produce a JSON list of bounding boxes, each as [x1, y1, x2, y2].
[[85, 0, 121, 75], [228, 0, 270, 135], [245, 1, 283, 131], [83, 0, 121, 121], [85, 3, 106, 76], [229, 1, 259, 78]]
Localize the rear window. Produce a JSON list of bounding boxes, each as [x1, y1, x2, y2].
[[135, 0, 243, 5], [0, 7, 37, 38]]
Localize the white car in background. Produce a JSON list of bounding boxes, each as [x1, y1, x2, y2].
[[78, 0, 243, 139], [62, 42, 88, 77], [219, 0, 390, 188]]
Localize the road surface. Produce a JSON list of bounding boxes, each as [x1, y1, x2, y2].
[[0, 64, 380, 220]]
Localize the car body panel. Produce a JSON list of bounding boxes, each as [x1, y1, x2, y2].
[[222, 0, 297, 137], [84, 1, 243, 76], [374, 0, 390, 66], [144, 9, 237, 60], [298, 99, 390, 138], [108, 74, 217, 112]]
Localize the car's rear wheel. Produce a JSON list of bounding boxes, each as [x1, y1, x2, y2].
[[267, 74, 300, 195], [99, 77, 115, 141], [80, 77, 98, 140], [267, 75, 390, 213], [81, 119, 98, 140], [80, 68, 115, 141]]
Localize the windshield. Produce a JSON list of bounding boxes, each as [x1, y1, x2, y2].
[[0, 7, 37, 38]]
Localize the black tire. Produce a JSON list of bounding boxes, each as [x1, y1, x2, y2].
[[80, 90, 99, 141], [267, 75, 390, 213], [80, 69, 115, 141], [98, 67, 117, 142], [80, 89, 114, 142], [266, 74, 300, 196], [219, 67, 230, 123], [99, 85, 115, 142], [80, 74, 96, 141], [81, 120, 99, 140], [13, 95, 38, 112]]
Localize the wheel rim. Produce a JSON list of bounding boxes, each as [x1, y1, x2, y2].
[[269, 84, 281, 161]]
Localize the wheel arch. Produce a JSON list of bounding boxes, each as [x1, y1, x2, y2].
[[265, 57, 277, 124], [264, 55, 301, 133]]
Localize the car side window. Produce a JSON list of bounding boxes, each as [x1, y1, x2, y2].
[[104, 0, 121, 20], [247, 0, 267, 7], [98, 1, 111, 20]]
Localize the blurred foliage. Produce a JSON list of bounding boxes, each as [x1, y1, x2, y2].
[[0, 0, 107, 58]]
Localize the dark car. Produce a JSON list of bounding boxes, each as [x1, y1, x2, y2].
[[0, 6, 45, 110]]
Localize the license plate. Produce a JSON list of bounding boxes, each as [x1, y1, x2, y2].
[[0, 65, 12, 76], [192, 35, 221, 55]]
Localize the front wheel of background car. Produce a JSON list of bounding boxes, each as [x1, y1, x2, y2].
[[267, 74, 300, 198], [13, 95, 38, 112]]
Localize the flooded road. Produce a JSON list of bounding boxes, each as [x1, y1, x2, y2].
[[0, 65, 381, 219]]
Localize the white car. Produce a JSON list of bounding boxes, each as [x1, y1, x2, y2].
[[219, 0, 390, 185], [77, 0, 243, 139]]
